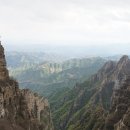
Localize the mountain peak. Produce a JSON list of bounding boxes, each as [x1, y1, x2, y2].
[[101, 60, 116, 72], [118, 55, 129, 64], [0, 42, 9, 80], [116, 55, 130, 75]]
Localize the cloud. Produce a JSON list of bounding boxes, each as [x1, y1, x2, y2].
[[0, 0, 130, 46]]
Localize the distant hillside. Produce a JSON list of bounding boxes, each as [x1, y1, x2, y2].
[[6, 52, 106, 97]]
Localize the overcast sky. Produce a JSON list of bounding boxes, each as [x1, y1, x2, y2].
[[0, 0, 130, 49]]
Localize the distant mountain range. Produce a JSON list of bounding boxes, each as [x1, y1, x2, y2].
[[6, 51, 106, 97]]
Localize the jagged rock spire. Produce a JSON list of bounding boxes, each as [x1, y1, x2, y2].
[[0, 42, 9, 80]]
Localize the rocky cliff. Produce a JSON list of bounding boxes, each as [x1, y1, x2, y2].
[[52, 55, 130, 130], [105, 76, 130, 130], [0, 41, 9, 80], [0, 42, 54, 130]]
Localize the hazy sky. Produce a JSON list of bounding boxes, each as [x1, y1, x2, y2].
[[0, 0, 130, 48]]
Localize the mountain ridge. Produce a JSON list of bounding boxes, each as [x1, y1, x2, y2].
[[51, 54, 130, 130]]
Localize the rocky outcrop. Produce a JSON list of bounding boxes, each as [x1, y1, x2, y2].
[[105, 76, 130, 130], [0, 41, 9, 80], [0, 42, 54, 130]]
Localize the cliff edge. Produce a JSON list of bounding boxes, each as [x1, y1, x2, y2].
[[0, 42, 54, 130]]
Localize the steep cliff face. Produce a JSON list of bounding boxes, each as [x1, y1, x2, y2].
[[52, 55, 130, 130], [105, 76, 130, 130], [0, 43, 53, 130], [0, 42, 9, 80]]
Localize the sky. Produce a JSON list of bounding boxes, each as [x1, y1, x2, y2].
[[0, 0, 130, 55]]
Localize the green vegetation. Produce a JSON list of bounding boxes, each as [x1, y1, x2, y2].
[[7, 52, 105, 97], [6, 52, 108, 130]]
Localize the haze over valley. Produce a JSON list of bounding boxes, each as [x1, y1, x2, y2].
[[0, 0, 130, 130]]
